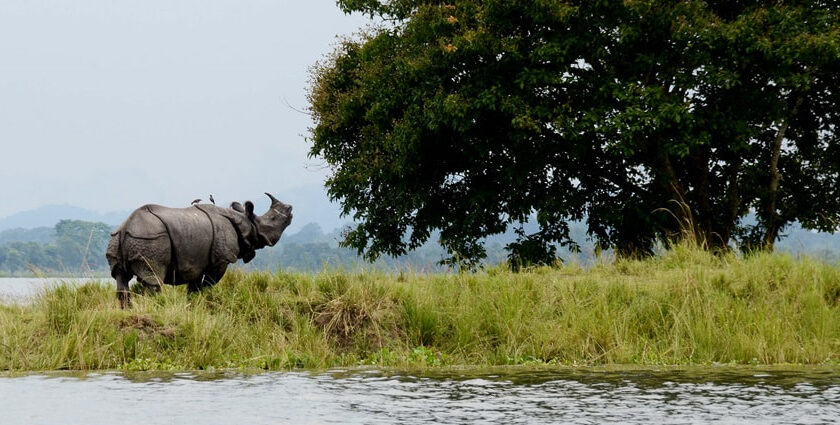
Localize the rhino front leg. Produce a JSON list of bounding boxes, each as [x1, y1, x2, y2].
[[188, 263, 229, 294], [131, 259, 166, 294], [187, 279, 202, 294], [204, 263, 229, 287], [136, 277, 163, 295]]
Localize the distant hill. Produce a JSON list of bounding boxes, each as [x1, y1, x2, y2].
[[280, 222, 342, 246], [0, 205, 129, 232], [776, 223, 840, 262]]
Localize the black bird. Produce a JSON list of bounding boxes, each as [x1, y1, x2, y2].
[[191, 198, 201, 205], [209, 194, 215, 205]]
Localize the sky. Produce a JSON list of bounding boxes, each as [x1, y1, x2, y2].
[[0, 1, 367, 229]]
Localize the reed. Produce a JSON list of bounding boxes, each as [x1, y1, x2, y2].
[[1, 244, 839, 371]]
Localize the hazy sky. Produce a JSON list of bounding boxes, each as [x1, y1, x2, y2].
[[0, 1, 366, 228]]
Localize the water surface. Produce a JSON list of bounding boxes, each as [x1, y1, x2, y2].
[[1, 367, 838, 424], [0, 277, 99, 303]]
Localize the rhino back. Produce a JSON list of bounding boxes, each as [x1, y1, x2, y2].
[[143, 205, 214, 281]]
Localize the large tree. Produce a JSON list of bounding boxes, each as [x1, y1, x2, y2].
[[309, 0, 840, 266]]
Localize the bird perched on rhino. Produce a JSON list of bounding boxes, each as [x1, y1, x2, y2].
[[191, 198, 201, 205], [209, 194, 215, 205], [107, 192, 293, 308]]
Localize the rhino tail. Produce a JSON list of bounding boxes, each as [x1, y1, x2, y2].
[[106, 228, 128, 278]]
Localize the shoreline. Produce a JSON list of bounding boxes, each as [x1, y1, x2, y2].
[[3, 363, 840, 378]]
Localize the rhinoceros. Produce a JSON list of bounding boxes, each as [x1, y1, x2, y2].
[[106, 193, 293, 308]]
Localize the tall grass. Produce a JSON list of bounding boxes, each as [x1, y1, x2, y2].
[[1, 245, 839, 371]]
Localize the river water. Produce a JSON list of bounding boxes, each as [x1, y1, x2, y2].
[[0, 277, 101, 303], [1, 368, 839, 424], [2, 278, 839, 423]]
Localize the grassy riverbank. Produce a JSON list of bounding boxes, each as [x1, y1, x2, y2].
[[1, 245, 839, 371]]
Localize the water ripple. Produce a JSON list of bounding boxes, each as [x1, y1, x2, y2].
[[0, 368, 838, 424]]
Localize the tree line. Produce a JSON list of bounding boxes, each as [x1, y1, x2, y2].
[[0, 218, 837, 276], [0, 220, 112, 275], [0, 220, 504, 275], [0, 219, 593, 275]]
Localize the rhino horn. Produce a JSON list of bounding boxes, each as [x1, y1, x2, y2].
[[265, 192, 280, 205]]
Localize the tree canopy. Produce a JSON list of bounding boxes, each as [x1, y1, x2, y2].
[[309, 0, 840, 267]]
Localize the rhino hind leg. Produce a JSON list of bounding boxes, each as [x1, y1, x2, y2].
[[108, 234, 133, 308], [114, 271, 132, 309]]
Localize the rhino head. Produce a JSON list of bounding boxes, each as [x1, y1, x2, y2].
[[246, 192, 293, 248]]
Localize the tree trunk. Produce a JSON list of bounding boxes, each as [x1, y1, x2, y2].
[[655, 149, 692, 237], [692, 147, 713, 247], [764, 95, 804, 249], [721, 159, 742, 246]]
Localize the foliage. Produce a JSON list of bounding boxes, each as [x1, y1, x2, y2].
[[2, 246, 840, 371], [0, 220, 112, 275], [0, 227, 55, 245], [54, 220, 112, 273], [309, 0, 840, 266]]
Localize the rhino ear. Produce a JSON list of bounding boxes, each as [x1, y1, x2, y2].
[[244, 201, 255, 221], [230, 201, 245, 213]]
